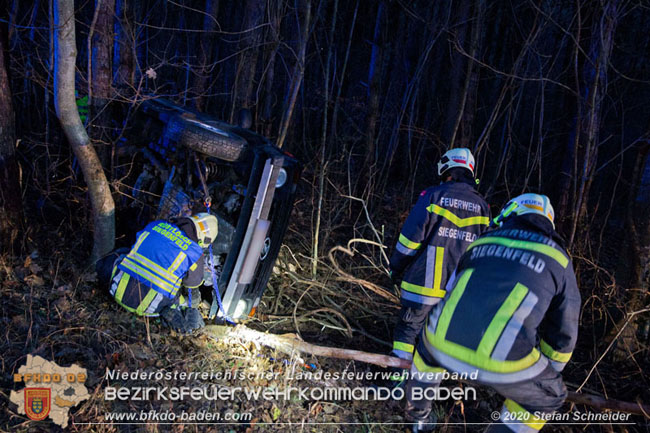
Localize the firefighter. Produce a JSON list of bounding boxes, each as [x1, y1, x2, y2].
[[404, 193, 581, 433], [97, 213, 218, 334], [389, 148, 490, 367]]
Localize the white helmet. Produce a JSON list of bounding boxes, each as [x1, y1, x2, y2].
[[189, 213, 219, 247], [437, 148, 475, 177], [494, 193, 555, 228]]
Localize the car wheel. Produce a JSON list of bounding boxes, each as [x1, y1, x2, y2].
[[169, 116, 249, 162]]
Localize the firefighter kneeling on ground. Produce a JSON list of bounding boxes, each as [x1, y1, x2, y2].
[[389, 148, 490, 372], [403, 193, 581, 433], [96, 213, 219, 334]]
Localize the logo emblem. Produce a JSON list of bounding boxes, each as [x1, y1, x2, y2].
[[25, 388, 51, 421]]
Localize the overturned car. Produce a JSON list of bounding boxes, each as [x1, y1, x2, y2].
[[119, 99, 301, 320]]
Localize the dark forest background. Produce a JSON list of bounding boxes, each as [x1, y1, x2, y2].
[[1, 0, 649, 431]]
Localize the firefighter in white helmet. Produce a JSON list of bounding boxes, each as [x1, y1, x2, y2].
[[389, 148, 491, 374], [97, 213, 218, 334]]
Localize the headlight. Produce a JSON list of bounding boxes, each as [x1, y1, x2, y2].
[[275, 168, 287, 188]]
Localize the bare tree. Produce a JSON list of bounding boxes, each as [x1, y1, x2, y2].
[[276, 0, 311, 149], [0, 25, 22, 252], [88, 0, 116, 171], [193, 0, 220, 112], [54, 0, 115, 263], [231, 0, 267, 120], [114, 0, 136, 89]]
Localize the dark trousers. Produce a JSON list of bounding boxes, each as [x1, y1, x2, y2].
[[392, 304, 435, 360], [406, 345, 567, 432]]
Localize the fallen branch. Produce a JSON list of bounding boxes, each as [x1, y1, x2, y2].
[[202, 324, 650, 417], [566, 391, 650, 417], [202, 325, 405, 368]]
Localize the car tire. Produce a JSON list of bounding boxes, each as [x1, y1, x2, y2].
[[169, 116, 249, 162]]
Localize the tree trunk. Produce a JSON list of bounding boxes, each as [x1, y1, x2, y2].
[[312, 0, 339, 279], [0, 25, 22, 253], [114, 0, 136, 90], [230, 0, 267, 121], [89, 0, 116, 172], [261, 2, 283, 137], [441, 0, 471, 147], [193, 0, 220, 112], [608, 144, 650, 360], [362, 1, 385, 193], [567, 0, 618, 247], [54, 0, 115, 264], [276, 0, 311, 149], [453, 0, 485, 149]]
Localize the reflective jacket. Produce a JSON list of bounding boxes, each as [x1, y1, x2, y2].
[[422, 216, 581, 384], [390, 180, 490, 307], [113, 221, 203, 315]]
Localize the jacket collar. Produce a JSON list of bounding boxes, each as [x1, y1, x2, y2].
[[501, 215, 567, 250]]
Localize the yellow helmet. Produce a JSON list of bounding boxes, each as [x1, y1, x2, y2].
[[190, 213, 219, 247], [494, 193, 555, 228]]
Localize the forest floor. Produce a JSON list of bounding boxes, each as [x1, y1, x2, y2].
[[1, 182, 649, 432]]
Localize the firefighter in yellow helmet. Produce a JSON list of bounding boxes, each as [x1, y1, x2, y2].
[[97, 213, 218, 334], [403, 193, 580, 433]]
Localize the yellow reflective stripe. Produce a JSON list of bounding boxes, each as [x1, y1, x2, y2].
[[136, 289, 158, 315], [426, 204, 489, 227], [399, 234, 421, 250], [126, 252, 179, 286], [401, 281, 446, 298], [477, 283, 528, 357], [115, 273, 131, 303], [433, 247, 444, 291], [189, 263, 198, 271], [131, 232, 150, 253], [504, 399, 546, 430], [168, 251, 187, 273], [120, 259, 179, 295], [540, 339, 572, 363], [435, 269, 472, 338], [523, 203, 544, 212], [393, 341, 415, 354], [427, 269, 541, 373], [128, 252, 177, 282], [413, 351, 445, 373], [468, 237, 569, 268]]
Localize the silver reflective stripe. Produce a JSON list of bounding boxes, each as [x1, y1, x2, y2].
[[444, 270, 457, 293], [401, 290, 441, 305], [426, 301, 445, 336], [423, 337, 549, 384], [549, 360, 566, 372], [145, 292, 165, 315], [396, 242, 418, 256], [392, 349, 414, 361], [425, 246, 436, 288], [492, 291, 539, 361], [499, 405, 540, 433], [109, 271, 124, 296]]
